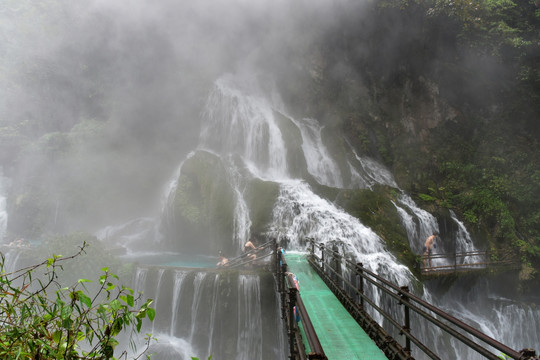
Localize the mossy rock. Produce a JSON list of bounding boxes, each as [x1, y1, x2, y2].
[[170, 151, 235, 254], [273, 111, 308, 179], [245, 178, 280, 236]]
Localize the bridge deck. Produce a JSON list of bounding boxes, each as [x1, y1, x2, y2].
[[285, 253, 388, 360]]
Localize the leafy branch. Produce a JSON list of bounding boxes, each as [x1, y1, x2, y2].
[[0, 241, 155, 359]]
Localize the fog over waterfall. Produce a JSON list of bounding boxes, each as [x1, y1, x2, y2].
[[1, 1, 538, 360]]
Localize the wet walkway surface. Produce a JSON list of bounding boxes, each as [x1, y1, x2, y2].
[[285, 252, 388, 360]]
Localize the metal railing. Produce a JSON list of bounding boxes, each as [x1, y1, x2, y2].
[[224, 239, 276, 268], [274, 243, 327, 360], [420, 250, 515, 274], [306, 238, 539, 360]]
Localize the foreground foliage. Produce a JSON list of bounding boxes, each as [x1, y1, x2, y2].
[[0, 242, 154, 359]]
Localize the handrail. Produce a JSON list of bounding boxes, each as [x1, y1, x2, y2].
[[275, 243, 327, 360], [420, 250, 516, 273], [306, 238, 539, 360], [225, 239, 276, 268], [286, 273, 326, 359]]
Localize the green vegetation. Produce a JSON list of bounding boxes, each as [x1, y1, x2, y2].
[[0, 242, 154, 359]]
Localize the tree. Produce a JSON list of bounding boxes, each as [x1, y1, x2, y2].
[[0, 242, 155, 359]]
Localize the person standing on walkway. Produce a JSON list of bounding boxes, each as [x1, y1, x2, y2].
[[217, 251, 229, 267], [244, 237, 260, 264], [423, 232, 439, 269]]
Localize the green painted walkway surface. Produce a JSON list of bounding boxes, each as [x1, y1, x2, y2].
[[285, 253, 388, 360]]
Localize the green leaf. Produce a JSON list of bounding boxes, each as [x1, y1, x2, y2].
[[146, 307, 156, 322], [77, 278, 92, 283], [78, 293, 92, 308], [52, 330, 63, 343], [61, 305, 73, 320], [110, 299, 121, 311]]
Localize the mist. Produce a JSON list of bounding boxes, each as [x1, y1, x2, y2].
[[1, 0, 327, 234], [2, 1, 539, 358]]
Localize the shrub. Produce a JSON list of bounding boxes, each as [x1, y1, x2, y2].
[[0, 242, 154, 359]]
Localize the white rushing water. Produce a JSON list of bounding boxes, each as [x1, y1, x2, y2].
[[200, 75, 289, 180], [133, 267, 284, 360], [351, 149, 398, 189], [294, 118, 343, 188], [270, 180, 411, 287], [198, 74, 413, 285], [0, 168, 8, 243], [196, 75, 540, 359], [450, 210, 485, 265], [95, 74, 538, 359], [396, 193, 440, 252]]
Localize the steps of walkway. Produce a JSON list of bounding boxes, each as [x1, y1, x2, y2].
[[285, 252, 388, 360]]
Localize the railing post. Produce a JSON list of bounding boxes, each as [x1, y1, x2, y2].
[[454, 242, 457, 274], [356, 262, 364, 309], [274, 240, 279, 273], [332, 244, 340, 283], [321, 245, 325, 273], [288, 285, 298, 358], [400, 285, 411, 355], [280, 261, 287, 320]]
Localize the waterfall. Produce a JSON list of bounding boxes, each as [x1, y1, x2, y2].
[[0, 169, 8, 243], [199, 75, 289, 180], [188, 272, 208, 344], [169, 270, 188, 336], [450, 210, 484, 265], [133, 267, 285, 360], [236, 275, 263, 360], [432, 277, 540, 359], [159, 152, 195, 242], [2, 249, 23, 273], [227, 159, 252, 253], [350, 149, 398, 189], [396, 194, 440, 251], [393, 201, 418, 244], [271, 180, 411, 286], [94, 74, 536, 359], [196, 76, 413, 289], [294, 118, 343, 188]]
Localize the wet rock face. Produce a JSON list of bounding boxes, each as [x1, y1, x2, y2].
[[166, 151, 236, 254]]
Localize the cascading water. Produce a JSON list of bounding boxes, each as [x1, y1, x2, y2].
[[0, 168, 8, 243], [196, 75, 413, 285], [191, 75, 540, 359], [449, 210, 485, 265], [294, 118, 343, 188], [90, 73, 538, 359], [396, 193, 440, 253], [350, 149, 398, 189], [199, 75, 289, 180], [133, 267, 284, 360]]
